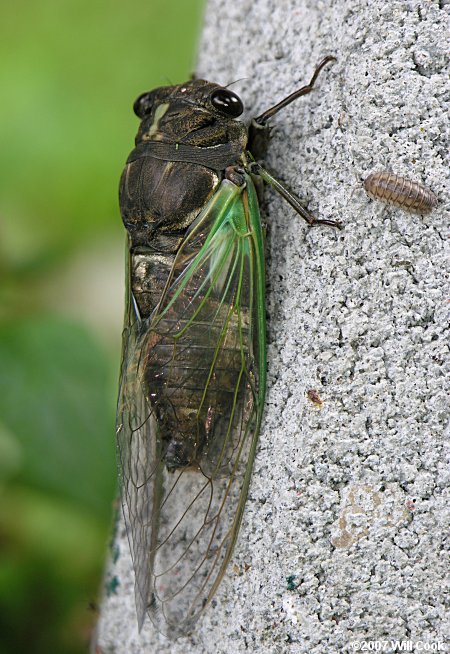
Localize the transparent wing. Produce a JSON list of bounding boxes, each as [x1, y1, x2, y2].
[[116, 177, 266, 638]]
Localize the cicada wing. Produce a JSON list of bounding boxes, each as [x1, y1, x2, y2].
[[116, 315, 164, 630], [117, 177, 266, 637]]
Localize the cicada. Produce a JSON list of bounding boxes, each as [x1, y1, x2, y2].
[[116, 56, 340, 638]]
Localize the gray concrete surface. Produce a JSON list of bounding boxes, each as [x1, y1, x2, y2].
[[94, 1, 449, 652]]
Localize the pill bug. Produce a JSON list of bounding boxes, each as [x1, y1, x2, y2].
[[364, 172, 437, 214]]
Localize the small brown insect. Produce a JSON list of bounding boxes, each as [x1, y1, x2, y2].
[[364, 171, 437, 214], [307, 388, 324, 408]]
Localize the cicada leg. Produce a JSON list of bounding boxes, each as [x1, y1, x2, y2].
[[249, 162, 343, 230], [252, 56, 337, 126], [248, 56, 337, 159]]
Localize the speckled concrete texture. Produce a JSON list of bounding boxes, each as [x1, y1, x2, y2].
[[95, 1, 449, 652]]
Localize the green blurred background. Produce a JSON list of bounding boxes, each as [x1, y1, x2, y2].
[[0, 1, 205, 652]]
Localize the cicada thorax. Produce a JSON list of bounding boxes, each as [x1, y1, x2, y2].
[[119, 159, 220, 252]]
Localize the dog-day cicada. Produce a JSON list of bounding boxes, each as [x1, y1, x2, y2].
[[116, 56, 341, 638]]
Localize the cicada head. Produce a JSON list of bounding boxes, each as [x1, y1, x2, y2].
[[133, 79, 247, 149]]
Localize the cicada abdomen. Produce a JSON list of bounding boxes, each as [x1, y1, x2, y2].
[[143, 187, 257, 474]]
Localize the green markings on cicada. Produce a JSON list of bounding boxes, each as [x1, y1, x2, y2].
[[147, 102, 169, 139], [153, 179, 242, 322]]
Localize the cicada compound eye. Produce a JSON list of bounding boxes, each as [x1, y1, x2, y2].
[[133, 92, 153, 118], [210, 88, 244, 117]]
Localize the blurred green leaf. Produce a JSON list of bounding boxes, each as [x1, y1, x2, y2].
[[0, 422, 23, 482], [0, 0, 205, 271], [0, 1, 206, 651], [0, 317, 116, 516], [0, 487, 108, 654]]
